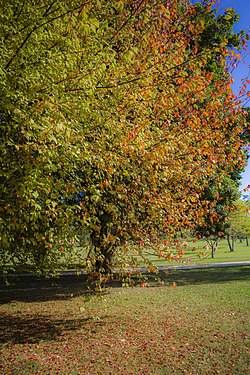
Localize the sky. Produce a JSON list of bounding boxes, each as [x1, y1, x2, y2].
[[215, 0, 250, 193]]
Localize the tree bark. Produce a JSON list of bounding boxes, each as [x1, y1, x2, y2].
[[211, 247, 215, 258], [227, 234, 234, 252], [91, 211, 115, 275]]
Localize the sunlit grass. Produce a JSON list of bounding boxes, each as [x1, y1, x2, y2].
[[0, 266, 249, 374], [2, 238, 249, 277], [140, 238, 250, 267]]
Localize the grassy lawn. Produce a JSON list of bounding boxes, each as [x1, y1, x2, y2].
[[142, 238, 250, 267], [0, 266, 249, 374], [1, 238, 249, 276]]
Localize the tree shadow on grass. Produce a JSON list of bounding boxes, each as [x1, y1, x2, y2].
[[0, 274, 101, 304], [0, 312, 106, 344], [0, 266, 249, 304], [144, 266, 250, 287]]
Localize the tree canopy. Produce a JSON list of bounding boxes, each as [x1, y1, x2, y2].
[[0, 0, 248, 274]]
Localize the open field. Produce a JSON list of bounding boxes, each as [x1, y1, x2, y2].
[[51, 237, 250, 271], [1, 238, 249, 277], [141, 238, 250, 268], [0, 266, 249, 374]]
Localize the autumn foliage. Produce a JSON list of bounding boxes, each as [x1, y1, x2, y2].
[[0, 0, 248, 274]]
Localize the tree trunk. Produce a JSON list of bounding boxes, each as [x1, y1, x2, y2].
[[232, 235, 235, 251], [227, 234, 234, 252], [246, 235, 249, 247], [93, 244, 115, 275], [90, 212, 115, 275], [33, 246, 47, 272]]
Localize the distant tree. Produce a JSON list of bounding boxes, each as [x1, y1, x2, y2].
[[226, 200, 250, 250], [194, 175, 240, 257]]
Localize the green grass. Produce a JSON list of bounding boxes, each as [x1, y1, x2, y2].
[[0, 266, 249, 374], [141, 238, 250, 267], [2, 238, 249, 276]]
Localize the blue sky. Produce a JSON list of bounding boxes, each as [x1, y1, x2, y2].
[[214, 1, 250, 192], [219, 0, 250, 95], [221, 0, 250, 192]]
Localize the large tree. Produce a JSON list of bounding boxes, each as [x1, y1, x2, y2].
[[0, 0, 98, 270], [0, 0, 247, 274]]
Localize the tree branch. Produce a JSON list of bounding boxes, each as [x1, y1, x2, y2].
[[111, 0, 146, 38], [4, 1, 91, 70]]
